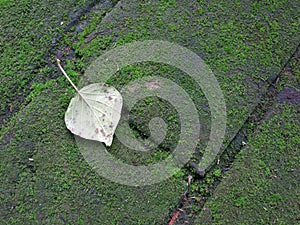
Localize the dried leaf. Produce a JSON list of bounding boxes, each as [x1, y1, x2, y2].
[[65, 83, 123, 146], [57, 59, 123, 146]]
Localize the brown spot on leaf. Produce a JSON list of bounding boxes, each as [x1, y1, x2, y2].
[[100, 129, 106, 136], [104, 89, 108, 93], [108, 96, 113, 101], [95, 128, 99, 134]]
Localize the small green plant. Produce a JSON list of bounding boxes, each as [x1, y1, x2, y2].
[[213, 168, 222, 178]]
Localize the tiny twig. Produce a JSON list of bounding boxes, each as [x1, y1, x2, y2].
[[183, 175, 193, 197], [56, 59, 80, 93], [168, 175, 193, 225], [168, 210, 180, 225]]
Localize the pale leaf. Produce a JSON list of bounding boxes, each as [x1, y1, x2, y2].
[[64, 83, 123, 146]]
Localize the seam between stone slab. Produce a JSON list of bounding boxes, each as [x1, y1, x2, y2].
[[190, 42, 300, 177], [1, 0, 298, 224], [0, 0, 120, 131], [190, 43, 300, 224]]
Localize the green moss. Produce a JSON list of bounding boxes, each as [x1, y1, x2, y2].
[[1, 0, 300, 224], [75, 35, 113, 57], [196, 104, 300, 224], [26, 80, 55, 102], [0, 0, 15, 8]]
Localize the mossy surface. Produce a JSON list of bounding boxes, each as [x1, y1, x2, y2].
[[194, 49, 300, 224], [195, 103, 300, 224], [1, 0, 299, 224], [0, 87, 184, 224]]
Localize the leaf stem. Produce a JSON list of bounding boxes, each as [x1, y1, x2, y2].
[[56, 59, 80, 93]]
